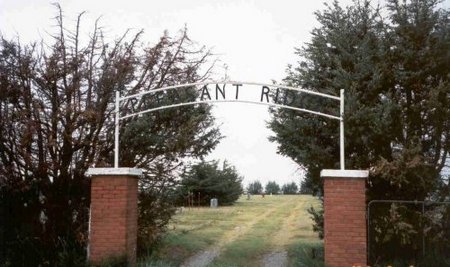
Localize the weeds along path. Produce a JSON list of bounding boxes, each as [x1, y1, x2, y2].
[[181, 197, 291, 267], [261, 196, 311, 267]]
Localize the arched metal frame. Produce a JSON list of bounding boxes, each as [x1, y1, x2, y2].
[[113, 81, 345, 169]]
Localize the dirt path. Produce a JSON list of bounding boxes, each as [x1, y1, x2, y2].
[[180, 248, 220, 267], [260, 198, 309, 267], [181, 201, 290, 267], [262, 251, 288, 267]]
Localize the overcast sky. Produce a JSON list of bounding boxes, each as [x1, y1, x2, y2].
[[0, 0, 385, 186]]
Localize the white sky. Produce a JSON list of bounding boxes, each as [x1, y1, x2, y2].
[[0, 0, 382, 187]]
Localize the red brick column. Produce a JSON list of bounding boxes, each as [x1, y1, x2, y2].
[[87, 168, 142, 266], [321, 169, 369, 267]]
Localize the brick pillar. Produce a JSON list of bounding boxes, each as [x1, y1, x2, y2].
[[321, 169, 369, 267], [87, 168, 142, 266]]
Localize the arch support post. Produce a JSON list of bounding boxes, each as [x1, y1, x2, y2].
[[87, 168, 142, 266], [321, 169, 368, 267]]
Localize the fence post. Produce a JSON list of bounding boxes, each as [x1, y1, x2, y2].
[[87, 168, 142, 266], [321, 169, 369, 267]]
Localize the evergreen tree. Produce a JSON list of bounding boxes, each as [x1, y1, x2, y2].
[[282, 182, 299, 194], [177, 160, 243, 206], [265, 181, 280, 194], [247, 180, 263, 194], [299, 178, 314, 194], [269, 0, 449, 263]]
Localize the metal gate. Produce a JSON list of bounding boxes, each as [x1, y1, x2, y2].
[[367, 200, 450, 266]]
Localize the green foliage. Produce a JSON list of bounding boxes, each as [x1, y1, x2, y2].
[[246, 180, 263, 194], [0, 6, 220, 266], [137, 186, 178, 254], [176, 160, 243, 206], [372, 249, 450, 267], [265, 181, 280, 194], [95, 255, 128, 267], [282, 182, 299, 194], [299, 178, 314, 195], [307, 203, 324, 240], [287, 241, 324, 267], [368, 202, 450, 265], [269, 0, 450, 264]]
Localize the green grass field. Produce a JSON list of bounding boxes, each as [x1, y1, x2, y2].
[[139, 195, 323, 267]]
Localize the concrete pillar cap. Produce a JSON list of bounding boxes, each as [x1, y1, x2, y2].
[[320, 169, 369, 178], [86, 167, 142, 176]]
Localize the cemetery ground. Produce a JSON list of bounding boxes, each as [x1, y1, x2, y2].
[[139, 195, 323, 267]]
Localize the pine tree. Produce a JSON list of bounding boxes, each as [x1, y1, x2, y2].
[[247, 180, 263, 194], [282, 182, 299, 194], [177, 160, 243, 206], [269, 0, 449, 263], [265, 181, 280, 194]]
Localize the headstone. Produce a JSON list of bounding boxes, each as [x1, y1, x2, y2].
[[210, 198, 218, 208]]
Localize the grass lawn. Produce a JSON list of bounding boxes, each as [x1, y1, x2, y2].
[[139, 194, 323, 267]]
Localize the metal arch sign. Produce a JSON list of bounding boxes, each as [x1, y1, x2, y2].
[[113, 81, 345, 170]]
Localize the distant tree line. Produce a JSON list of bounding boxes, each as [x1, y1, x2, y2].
[[282, 182, 298, 194], [246, 180, 300, 195], [247, 180, 263, 194]]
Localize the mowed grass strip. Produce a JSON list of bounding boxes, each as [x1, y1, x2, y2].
[[154, 207, 237, 264], [153, 196, 274, 265], [146, 195, 322, 267], [211, 195, 319, 267]]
